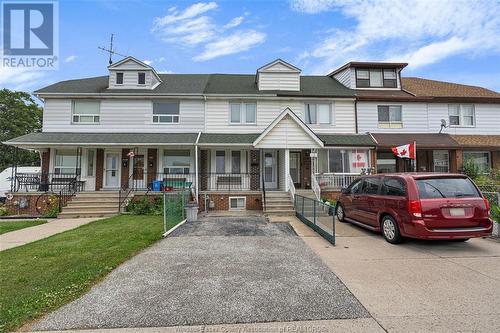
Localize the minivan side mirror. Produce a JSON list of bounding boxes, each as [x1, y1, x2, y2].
[[341, 187, 349, 194]]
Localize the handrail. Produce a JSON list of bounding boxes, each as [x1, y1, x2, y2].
[[118, 171, 135, 212], [311, 173, 321, 201], [58, 179, 79, 213], [287, 172, 295, 202], [261, 172, 266, 211]]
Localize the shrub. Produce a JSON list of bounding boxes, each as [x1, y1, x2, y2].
[[0, 204, 9, 216], [127, 197, 153, 215], [462, 158, 480, 180]]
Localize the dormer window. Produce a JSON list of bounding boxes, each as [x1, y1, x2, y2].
[[116, 72, 123, 85], [138, 72, 146, 85], [356, 68, 397, 88]]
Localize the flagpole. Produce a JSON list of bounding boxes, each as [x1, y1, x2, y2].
[[414, 140, 417, 172]]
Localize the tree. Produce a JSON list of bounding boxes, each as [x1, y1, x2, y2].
[[0, 89, 43, 172]]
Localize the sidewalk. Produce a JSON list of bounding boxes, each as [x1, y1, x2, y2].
[[0, 217, 104, 251]]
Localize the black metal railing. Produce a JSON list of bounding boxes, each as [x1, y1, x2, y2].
[[294, 194, 335, 245], [261, 173, 266, 211], [58, 179, 79, 213], [118, 171, 135, 212], [200, 172, 260, 192], [121, 172, 197, 192], [12, 172, 84, 193]]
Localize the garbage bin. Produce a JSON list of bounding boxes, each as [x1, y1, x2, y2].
[[152, 180, 161, 192], [185, 203, 198, 222]]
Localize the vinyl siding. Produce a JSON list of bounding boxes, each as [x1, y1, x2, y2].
[[357, 101, 500, 135], [204, 99, 355, 134], [254, 114, 320, 149], [108, 70, 155, 89], [42, 98, 204, 133], [258, 72, 300, 91], [333, 68, 351, 88]]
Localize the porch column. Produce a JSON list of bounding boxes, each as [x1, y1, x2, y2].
[[95, 149, 104, 191], [195, 146, 199, 198], [284, 149, 290, 191], [147, 148, 157, 185], [250, 150, 260, 190], [121, 148, 130, 188]]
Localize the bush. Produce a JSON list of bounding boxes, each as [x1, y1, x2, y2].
[[0, 204, 9, 216], [462, 158, 480, 179], [127, 195, 185, 217], [127, 197, 153, 215]]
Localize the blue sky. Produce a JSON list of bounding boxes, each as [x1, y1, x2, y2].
[[2, 0, 500, 92]]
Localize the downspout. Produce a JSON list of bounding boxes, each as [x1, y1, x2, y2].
[[195, 131, 201, 203], [354, 99, 358, 134], [203, 95, 207, 132]]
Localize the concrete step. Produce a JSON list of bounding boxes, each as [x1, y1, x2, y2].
[[265, 205, 294, 211], [264, 209, 295, 216], [58, 210, 118, 218], [265, 192, 290, 198], [265, 198, 292, 203], [76, 192, 120, 198], [64, 204, 119, 211]]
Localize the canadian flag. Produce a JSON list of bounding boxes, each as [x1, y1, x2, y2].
[[392, 143, 415, 159]]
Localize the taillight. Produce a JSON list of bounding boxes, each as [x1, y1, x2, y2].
[[483, 198, 490, 216], [408, 200, 422, 218]]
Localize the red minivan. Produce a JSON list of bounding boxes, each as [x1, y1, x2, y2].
[[336, 173, 493, 244]]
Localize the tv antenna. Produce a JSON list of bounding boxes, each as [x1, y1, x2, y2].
[[439, 119, 448, 133], [98, 34, 128, 65]]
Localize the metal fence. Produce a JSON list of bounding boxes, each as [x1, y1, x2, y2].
[[294, 194, 335, 245]]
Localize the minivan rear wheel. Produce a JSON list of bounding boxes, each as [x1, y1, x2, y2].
[[336, 203, 346, 222], [381, 215, 402, 244]]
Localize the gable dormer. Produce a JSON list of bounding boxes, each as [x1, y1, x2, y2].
[[328, 62, 407, 90], [256, 59, 301, 91], [108, 56, 162, 89]]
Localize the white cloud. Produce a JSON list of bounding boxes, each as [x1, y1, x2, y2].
[[194, 30, 266, 61], [157, 57, 166, 62], [152, 2, 265, 61], [158, 69, 175, 74], [64, 55, 77, 63], [223, 16, 244, 29], [291, 0, 500, 73], [142, 59, 153, 65], [0, 66, 46, 91]]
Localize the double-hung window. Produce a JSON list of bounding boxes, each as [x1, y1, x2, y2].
[[356, 68, 397, 88], [229, 102, 256, 124], [138, 72, 146, 85], [448, 104, 475, 126], [378, 105, 402, 128], [305, 103, 331, 124], [72, 100, 100, 123], [163, 150, 190, 174], [153, 101, 180, 123], [55, 150, 78, 175]]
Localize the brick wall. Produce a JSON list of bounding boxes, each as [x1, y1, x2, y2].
[[4, 192, 70, 216], [95, 149, 104, 191], [41, 149, 50, 174], [198, 193, 262, 211], [301, 149, 311, 189], [250, 150, 260, 190], [321, 191, 341, 201], [121, 149, 130, 188], [147, 148, 157, 184], [200, 150, 209, 191]]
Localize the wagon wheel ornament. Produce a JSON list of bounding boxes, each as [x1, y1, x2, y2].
[[35, 192, 59, 215]]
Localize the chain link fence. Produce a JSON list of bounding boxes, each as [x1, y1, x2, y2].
[[294, 194, 335, 245]]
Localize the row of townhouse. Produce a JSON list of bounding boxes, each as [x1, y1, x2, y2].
[[5, 57, 500, 214]]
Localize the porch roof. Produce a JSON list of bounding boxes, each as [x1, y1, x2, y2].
[[370, 133, 461, 149], [198, 133, 260, 145], [3, 132, 199, 147], [318, 134, 375, 147]]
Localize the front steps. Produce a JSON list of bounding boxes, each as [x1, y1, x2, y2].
[[58, 191, 120, 218], [264, 191, 295, 216], [295, 189, 317, 200]]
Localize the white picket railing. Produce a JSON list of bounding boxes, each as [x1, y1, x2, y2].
[[311, 174, 321, 200], [314, 173, 360, 190], [287, 173, 296, 202]]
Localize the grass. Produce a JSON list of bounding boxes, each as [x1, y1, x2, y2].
[[0, 220, 47, 235], [0, 214, 183, 333]]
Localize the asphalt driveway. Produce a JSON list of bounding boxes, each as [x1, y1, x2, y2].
[[32, 216, 368, 331]]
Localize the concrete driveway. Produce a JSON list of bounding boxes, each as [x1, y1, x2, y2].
[[32, 216, 369, 331], [301, 220, 500, 333]]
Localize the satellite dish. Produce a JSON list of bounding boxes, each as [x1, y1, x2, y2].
[[439, 119, 448, 133]]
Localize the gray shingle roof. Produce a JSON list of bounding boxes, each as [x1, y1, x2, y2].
[[198, 133, 260, 145], [35, 74, 355, 97], [5, 132, 199, 145], [318, 134, 375, 146]]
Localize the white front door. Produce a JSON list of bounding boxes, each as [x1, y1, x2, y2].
[[105, 152, 120, 188], [84, 149, 96, 191], [263, 150, 277, 189]]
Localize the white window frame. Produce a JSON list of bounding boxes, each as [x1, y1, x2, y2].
[[325, 148, 370, 174], [229, 196, 246, 210], [229, 102, 257, 125], [162, 150, 191, 174], [72, 100, 100, 124], [153, 101, 180, 124], [138, 72, 146, 85], [116, 72, 124, 85], [211, 149, 248, 174], [377, 105, 402, 128], [305, 103, 332, 125], [54, 150, 78, 175], [448, 104, 475, 127], [433, 150, 450, 173]]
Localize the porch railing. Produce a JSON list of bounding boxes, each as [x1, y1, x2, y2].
[[11, 172, 84, 193], [287, 172, 296, 202], [315, 173, 360, 191], [124, 172, 196, 191], [200, 173, 259, 192], [311, 173, 321, 200]]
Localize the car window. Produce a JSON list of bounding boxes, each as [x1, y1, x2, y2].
[[363, 177, 381, 195], [348, 179, 363, 194], [416, 177, 480, 199], [382, 177, 406, 196]]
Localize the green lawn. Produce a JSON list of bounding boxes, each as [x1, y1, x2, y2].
[[0, 214, 183, 333], [0, 220, 47, 235]]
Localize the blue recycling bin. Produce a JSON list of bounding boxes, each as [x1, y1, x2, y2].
[[152, 180, 161, 191]]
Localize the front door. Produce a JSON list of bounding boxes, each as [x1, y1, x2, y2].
[[263, 150, 277, 189], [132, 155, 146, 189], [105, 152, 120, 188], [290, 151, 301, 188]]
